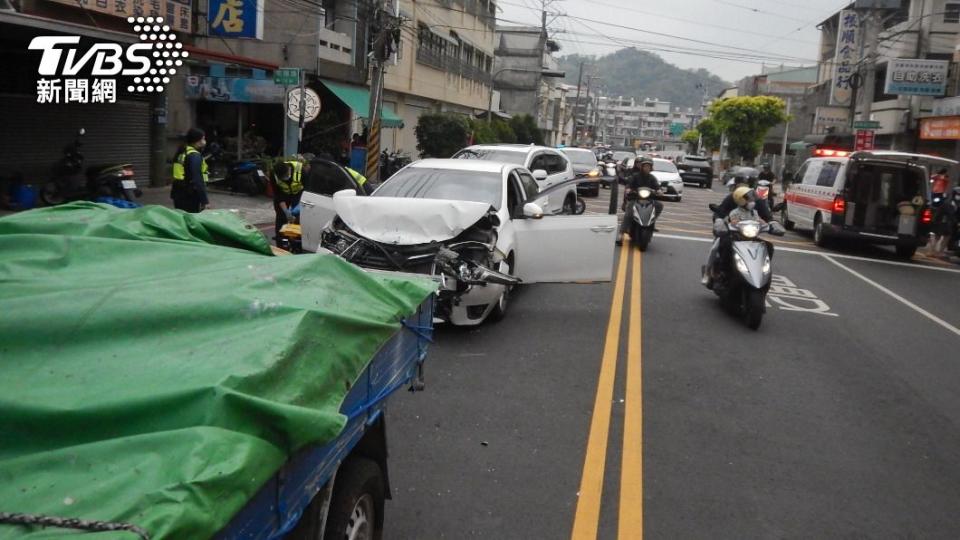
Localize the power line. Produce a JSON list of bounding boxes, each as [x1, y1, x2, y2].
[[708, 0, 811, 23]]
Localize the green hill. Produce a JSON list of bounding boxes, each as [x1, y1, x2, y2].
[[558, 48, 730, 111]]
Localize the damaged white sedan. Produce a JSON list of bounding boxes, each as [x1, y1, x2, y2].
[[299, 159, 617, 326]]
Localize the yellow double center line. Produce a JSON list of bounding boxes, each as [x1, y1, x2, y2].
[[571, 243, 645, 539]]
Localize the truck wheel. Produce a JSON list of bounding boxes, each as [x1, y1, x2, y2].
[[323, 458, 384, 540]]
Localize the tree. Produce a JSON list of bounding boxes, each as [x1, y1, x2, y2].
[[696, 117, 722, 152], [509, 114, 545, 145], [415, 113, 470, 158], [706, 96, 789, 161], [680, 129, 700, 152]]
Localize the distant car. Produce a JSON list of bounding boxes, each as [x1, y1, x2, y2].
[[650, 158, 684, 201], [452, 144, 581, 214], [561, 147, 602, 197], [677, 155, 713, 188], [299, 159, 617, 325], [619, 157, 684, 200]]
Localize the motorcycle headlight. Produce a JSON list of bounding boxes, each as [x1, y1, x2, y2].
[[740, 223, 760, 239], [762, 255, 771, 275], [734, 252, 749, 275], [638, 188, 652, 199]]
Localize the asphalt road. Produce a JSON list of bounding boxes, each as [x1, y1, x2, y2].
[[380, 181, 960, 539]]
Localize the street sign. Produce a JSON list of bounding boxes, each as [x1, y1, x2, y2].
[[853, 120, 881, 129], [883, 59, 949, 96], [273, 68, 300, 86], [286, 88, 321, 123], [855, 129, 875, 151]]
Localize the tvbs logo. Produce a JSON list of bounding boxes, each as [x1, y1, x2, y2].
[[29, 16, 188, 104]]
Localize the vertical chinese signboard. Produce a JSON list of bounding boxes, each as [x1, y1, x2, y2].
[[50, 0, 191, 32], [854, 129, 875, 151], [208, 0, 265, 40], [830, 10, 859, 107]]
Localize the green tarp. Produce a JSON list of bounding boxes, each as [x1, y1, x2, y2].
[[0, 203, 435, 539]]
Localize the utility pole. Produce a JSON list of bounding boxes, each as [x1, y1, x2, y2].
[[858, 9, 881, 122], [572, 61, 584, 143], [779, 97, 792, 178], [365, 2, 399, 184]]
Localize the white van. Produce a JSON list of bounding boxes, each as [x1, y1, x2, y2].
[[782, 151, 956, 259]]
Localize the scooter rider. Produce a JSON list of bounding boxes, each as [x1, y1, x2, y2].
[[702, 186, 775, 286], [617, 156, 663, 245]]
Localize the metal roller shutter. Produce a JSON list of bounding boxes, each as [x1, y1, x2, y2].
[[0, 94, 152, 186]]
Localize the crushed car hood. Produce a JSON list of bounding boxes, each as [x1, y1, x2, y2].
[[334, 192, 494, 245]]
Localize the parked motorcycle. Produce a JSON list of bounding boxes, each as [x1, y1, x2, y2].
[[204, 143, 268, 196], [380, 149, 412, 181], [40, 128, 140, 206], [702, 203, 785, 330], [625, 187, 659, 251]]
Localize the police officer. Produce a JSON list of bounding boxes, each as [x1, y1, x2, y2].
[[171, 128, 210, 213], [272, 157, 307, 236]]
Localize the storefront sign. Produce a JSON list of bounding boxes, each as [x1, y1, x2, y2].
[[814, 106, 850, 134], [830, 10, 859, 107], [884, 59, 948, 96], [50, 0, 192, 32], [184, 76, 285, 103], [854, 129, 875, 151], [931, 96, 960, 117], [208, 0, 264, 40], [919, 116, 960, 140]]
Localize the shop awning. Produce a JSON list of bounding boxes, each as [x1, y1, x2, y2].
[[789, 141, 809, 151], [320, 80, 403, 128]]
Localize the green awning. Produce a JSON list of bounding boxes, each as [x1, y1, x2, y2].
[[789, 141, 810, 151], [320, 79, 404, 128]]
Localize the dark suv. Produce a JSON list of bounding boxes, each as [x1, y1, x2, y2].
[[677, 155, 713, 188]]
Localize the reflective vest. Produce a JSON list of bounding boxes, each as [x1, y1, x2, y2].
[[276, 161, 304, 195], [172, 146, 209, 183], [346, 167, 367, 186]]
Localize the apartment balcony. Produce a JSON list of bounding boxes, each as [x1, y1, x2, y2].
[[318, 28, 353, 65]]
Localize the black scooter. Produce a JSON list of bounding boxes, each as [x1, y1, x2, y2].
[[40, 128, 140, 206], [625, 187, 659, 251]]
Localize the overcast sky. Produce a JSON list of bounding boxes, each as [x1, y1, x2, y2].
[[497, 0, 851, 82]]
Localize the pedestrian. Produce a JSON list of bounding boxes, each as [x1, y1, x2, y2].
[[928, 187, 959, 258], [170, 128, 210, 213], [931, 167, 950, 203], [271, 156, 307, 240], [351, 133, 364, 149]]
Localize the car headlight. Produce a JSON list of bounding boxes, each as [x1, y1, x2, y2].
[[762, 255, 771, 275], [734, 252, 749, 274], [740, 223, 760, 239], [638, 188, 652, 199], [588, 169, 600, 178]]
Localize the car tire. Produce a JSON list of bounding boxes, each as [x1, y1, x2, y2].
[[489, 257, 513, 323], [813, 214, 829, 247], [895, 244, 917, 259], [289, 457, 384, 540], [781, 204, 795, 231]]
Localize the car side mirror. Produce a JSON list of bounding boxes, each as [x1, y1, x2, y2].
[[523, 202, 544, 219], [532, 169, 548, 181]]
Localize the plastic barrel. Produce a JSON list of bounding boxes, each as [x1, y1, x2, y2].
[[14, 184, 38, 210]]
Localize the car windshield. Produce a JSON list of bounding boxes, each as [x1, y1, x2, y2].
[[685, 157, 710, 163], [653, 161, 678, 173], [374, 168, 502, 209], [734, 167, 759, 176], [562, 149, 598, 166], [612, 151, 635, 162], [452, 148, 527, 165]]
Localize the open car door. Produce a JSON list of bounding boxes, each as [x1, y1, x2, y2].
[[512, 214, 617, 283]]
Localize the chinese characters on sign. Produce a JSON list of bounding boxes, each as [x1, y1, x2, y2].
[[208, 0, 265, 40], [50, 0, 192, 32], [854, 129, 875, 151], [830, 10, 859, 107], [919, 117, 960, 140], [814, 106, 850, 134], [884, 59, 949, 96]]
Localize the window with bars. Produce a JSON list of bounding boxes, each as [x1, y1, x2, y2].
[[945, 3, 960, 24]]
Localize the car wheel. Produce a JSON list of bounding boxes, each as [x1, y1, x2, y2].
[[813, 214, 829, 247], [489, 257, 513, 323], [781, 204, 795, 231]]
